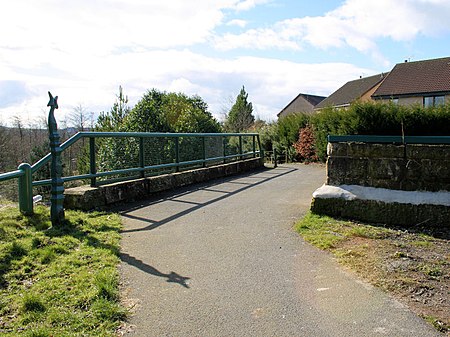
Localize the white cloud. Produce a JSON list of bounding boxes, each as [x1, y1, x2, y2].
[[214, 0, 450, 62], [226, 19, 248, 28], [233, 0, 271, 11], [0, 0, 379, 125], [0, 47, 373, 124]]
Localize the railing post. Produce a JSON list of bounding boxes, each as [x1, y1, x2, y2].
[[18, 163, 33, 215], [89, 137, 96, 187], [252, 135, 256, 158], [274, 148, 278, 168], [47, 92, 65, 227], [239, 135, 243, 161], [202, 136, 206, 168], [139, 137, 145, 178], [257, 134, 263, 163], [223, 136, 227, 164], [175, 136, 180, 172]]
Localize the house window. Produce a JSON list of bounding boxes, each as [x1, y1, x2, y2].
[[434, 96, 445, 106], [423, 95, 445, 107]]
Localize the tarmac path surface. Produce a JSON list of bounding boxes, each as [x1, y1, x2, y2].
[[119, 164, 440, 337]]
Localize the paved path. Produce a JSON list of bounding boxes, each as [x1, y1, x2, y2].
[[119, 164, 440, 336]]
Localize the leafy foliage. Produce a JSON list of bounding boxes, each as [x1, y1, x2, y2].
[[292, 125, 318, 162], [273, 101, 450, 162], [273, 113, 310, 162], [94, 88, 221, 176]]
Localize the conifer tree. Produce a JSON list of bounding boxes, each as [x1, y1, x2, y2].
[[225, 86, 255, 132]]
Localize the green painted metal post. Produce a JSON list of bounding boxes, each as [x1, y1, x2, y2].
[[274, 148, 278, 168], [139, 137, 145, 178], [202, 136, 206, 168], [252, 135, 256, 158], [47, 92, 65, 227], [18, 163, 33, 215], [257, 134, 263, 163], [175, 137, 180, 172], [89, 137, 96, 187], [239, 135, 243, 161], [223, 136, 227, 164]]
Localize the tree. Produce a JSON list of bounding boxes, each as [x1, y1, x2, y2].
[[124, 89, 171, 133], [96, 86, 129, 132], [69, 104, 94, 131], [95, 88, 221, 174], [95, 87, 134, 172], [123, 89, 220, 133], [225, 86, 255, 132]]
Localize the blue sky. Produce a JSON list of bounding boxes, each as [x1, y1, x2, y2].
[[1, 0, 450, 126]]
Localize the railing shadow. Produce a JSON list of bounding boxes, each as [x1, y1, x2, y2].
[[117, 166, 298, 287], [117, 166, 298, 234]]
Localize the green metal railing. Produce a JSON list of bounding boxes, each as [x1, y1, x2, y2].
[[328, 135, 450, 144], [0, 131, 262, 215]]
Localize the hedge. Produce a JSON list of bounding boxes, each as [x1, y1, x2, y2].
[[275, 101, 450, 162]]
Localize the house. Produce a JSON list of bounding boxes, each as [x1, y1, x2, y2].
[[277, 93, 326, 118], [315, 73, 388, 110], [372, 57, 450, 107]]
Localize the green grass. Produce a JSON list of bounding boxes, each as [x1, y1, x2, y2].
[[0, 204, 126, 336], [294, 212, 390, 249]]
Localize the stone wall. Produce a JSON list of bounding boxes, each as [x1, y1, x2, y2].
[[64, 157, 264, 210], [311, 197, 450, 227], [327, 142, 450, 192]]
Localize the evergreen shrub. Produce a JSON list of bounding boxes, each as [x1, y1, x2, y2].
[[276, 102, 450, 162]]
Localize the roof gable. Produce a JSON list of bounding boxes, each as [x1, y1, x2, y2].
[[278, 93, 326, 117], [373, 57, 450, 98], [316, 73, 387, 109]]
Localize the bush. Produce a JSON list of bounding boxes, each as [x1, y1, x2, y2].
[[293, 125, 318, 162], [273, 102, 450, 163], [275, 113, 310, 161]]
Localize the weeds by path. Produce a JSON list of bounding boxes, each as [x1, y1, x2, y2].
[[0, 204, 126, 336], [296, 212, 449, 335]]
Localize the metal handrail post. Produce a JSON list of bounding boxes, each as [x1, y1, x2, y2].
[[239, 135, 243, 161], [274, 148, 278, 168], [257, 135, 263, 162], [89, 137, 96, 187], [18, 163, 33, 214], [223, 136, 227, 164], [175, 136, 180, 172], [139, 137, 145, 178], [202, 136, 206, 168], [252, 135, 256, 158]]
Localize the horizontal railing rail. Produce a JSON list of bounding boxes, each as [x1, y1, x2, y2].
[[328, 135, 450, 144], [0, 131, 263, 214], [0, 169, 24, 182]]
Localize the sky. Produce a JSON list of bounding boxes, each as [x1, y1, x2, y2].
[[1, 0, 450, 126]]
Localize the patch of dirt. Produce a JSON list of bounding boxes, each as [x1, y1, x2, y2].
[[333, 227, 450, 335]]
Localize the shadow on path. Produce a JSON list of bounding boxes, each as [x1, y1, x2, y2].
[[121, 252, 190, 288], [119, 166, 298, 288], [119, 166, 297, 234]]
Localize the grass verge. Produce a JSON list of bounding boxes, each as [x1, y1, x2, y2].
[[0, 203, 126, 336], [296, 212, 449, 335]]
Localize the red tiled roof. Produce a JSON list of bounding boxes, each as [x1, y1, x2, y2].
[[372, 57, 450, 97], [315, 73, 387, 109]]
